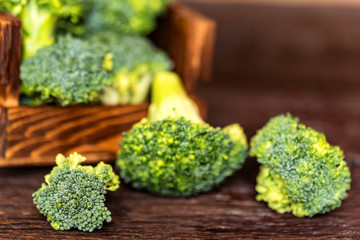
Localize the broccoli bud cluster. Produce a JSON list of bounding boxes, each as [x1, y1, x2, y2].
[[250, 114, 351, 217], [32, 153, 120, 232], [117, 117, 248, 197], [20, 35, 113, 106]]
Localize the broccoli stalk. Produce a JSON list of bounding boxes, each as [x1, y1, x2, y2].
[[250, 114, 351, 217], [116, 72, 248, 197], [148, 72, 204, 123], [0, 0, 83, 58], [32, 152, 120, 232]]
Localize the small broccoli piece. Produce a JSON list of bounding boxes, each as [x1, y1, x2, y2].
[[116, 72, 247, 197], [85, 0, 171, 35], [0, 0, 84, 58], [250, 114, 351, 217], [90, 33, 172, 105], [32, 153, 120, 232], [20, 35, 113, 106]]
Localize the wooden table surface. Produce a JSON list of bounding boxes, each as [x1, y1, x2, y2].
[[2, 1, 360, 239], [1, 81, 359, 239]]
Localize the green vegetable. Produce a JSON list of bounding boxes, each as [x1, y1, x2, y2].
[[250, 114, 351, 217], [85, 0, 171, 35], [32, 153, 120, 232], [117, 72, 248, 197], [0, 0, 84, 58], [90, 32, 172, 105], [20, 35, 113, 106]]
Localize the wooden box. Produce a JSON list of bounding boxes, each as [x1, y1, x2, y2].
[[0, 3, 216, 167]]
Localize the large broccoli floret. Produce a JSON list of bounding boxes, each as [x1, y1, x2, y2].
[[250, 114, 351, 217], [90, 32, 172, 105], [85, 0, 171, 35], [32, 153, 120, 232], [20, 35, 113, 106], [116, 72, 247, 197], [0, 0, 84, 58]]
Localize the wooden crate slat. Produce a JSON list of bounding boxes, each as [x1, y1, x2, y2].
[[0, 13, 21, 107], [151, 3, 216, 93]]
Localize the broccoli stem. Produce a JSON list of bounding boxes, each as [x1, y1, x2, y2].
[[21, 0, 57, 59], [129, 73, 152, 104], [148, 72, 204, 123]]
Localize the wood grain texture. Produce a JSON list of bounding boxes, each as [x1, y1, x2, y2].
[[1, 104, 148, 167], [0, 13, 21, 107], [151, 3, 216, 93]]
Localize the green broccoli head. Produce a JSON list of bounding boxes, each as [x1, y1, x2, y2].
[[85, 0, 171, 35], [250, 114, 351, 217], [33, 153, 120, 232], [90, 33, 172, 105], [20, 35, 113, 106], [0, 0, 84, 58], [117, 117, 247, 197]]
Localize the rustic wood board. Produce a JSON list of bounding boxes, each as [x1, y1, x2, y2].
[[0, 86, 359, 239]]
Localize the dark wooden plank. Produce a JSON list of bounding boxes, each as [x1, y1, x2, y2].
[[0, 157, 358, 239], [0, 107, 7, 158], [0, 13, 21, 107]]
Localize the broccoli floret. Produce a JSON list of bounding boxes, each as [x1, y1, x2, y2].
[[116, 72, 247, 197], [32, 153, 120, 232], [0, 0, 84, 58], [20, 35, 113, 106], [118, 117, 247, 197], [85, 0, 171, 35], [90, 33, 172, 105], [250, 114, 351, 217]]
